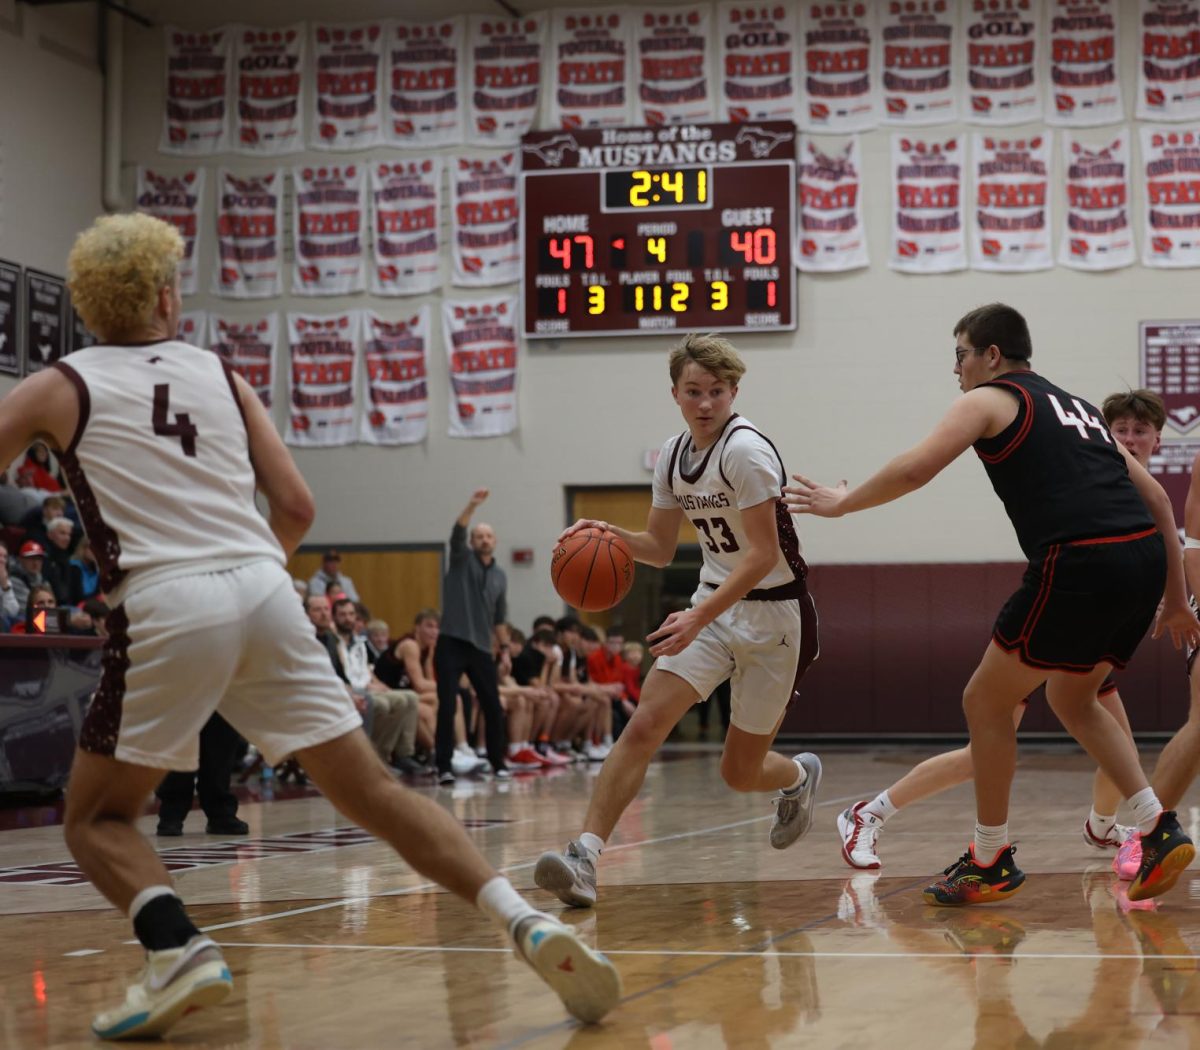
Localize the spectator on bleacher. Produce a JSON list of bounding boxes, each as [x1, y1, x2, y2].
[[15, 441, 62, 492], [578, 625, 617, 759], [42, 516, 76, 605], [365, 618, 390, 663], [81, 598, 110, 638], [10, 539, 47, 611], [305, 593, 342, 670], [0, 542, 19, 625], [493, 631, 544, 769], [353, 601, 370, 636], [19, 494, 67, 548], [69, 536, 101, 603], [10, 584, 55, 634], [620, 641, 645, 709], [510, 627, 570, 765], [307, 549, 360, 602], [0, 469, 43, 525]]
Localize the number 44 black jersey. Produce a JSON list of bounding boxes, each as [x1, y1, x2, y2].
[[973, 370, 1155, 560]]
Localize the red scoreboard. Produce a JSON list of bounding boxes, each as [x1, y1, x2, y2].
[[520, 121, 796, 339]]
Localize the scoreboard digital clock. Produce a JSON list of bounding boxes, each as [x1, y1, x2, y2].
[[520, 121, 796, 339]]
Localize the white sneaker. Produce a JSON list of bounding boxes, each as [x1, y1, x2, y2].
[[769, 753, 822, 849], [511, 913, 621, 1023], [837, 872, 886, 929], [534, 840, 598, 907], [451, 750, 488, 776], [1083, 818, 1133, 850], [837, 801, 883, 870], [584, 742, 611, 761]]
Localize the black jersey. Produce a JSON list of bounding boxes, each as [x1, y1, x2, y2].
[[972, 370, 1153, 559], [373, 644, 414, 690]]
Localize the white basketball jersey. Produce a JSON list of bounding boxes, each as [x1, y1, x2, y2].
[[55, 341, 284, 598]]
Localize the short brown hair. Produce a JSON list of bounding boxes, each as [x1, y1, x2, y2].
[[414, 607, 440, 626], [1101, 389, 1166, 431], [953, 303, 1032, 362], [668, 334, 746, 387]]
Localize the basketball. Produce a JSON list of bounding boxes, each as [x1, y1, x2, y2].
[[551, 528, 635, 611]]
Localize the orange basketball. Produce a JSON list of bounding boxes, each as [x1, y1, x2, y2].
[[551, 528, 635, 611]]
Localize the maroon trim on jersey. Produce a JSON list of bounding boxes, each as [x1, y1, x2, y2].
[[219, 360, 250, 434], [721, 423, 787, 488], [787, 591, 821, 704], [678, 413, 740, 485], [57, 450, 127, 594], [1068, 526, 1157, 547], [974, 380, 1034, 464], [51, 361, 90, 457], [665, 432, 685, 488], [774, 500, 810, 584], [79, 604, 130, 758]]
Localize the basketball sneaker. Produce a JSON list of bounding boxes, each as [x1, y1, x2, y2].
[[1083, 818, 1133, 850], [508, 747, 545, 771], [534, 840, 598, 908], [510, 913, 620, 1023], [837, 802, 883, 869], [934, 911, 1026, 959], [769, 753, 823, 850], [1113, 833, 1142, 880], [922, 844, 1025, 906], [92, 936, 232, 1040], [837, 872, 886, 930], [1128, 811, 1195, 902]]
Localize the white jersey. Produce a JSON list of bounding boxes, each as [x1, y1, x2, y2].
[[55, 340, 284, 599], [651, 414, 806, 592]]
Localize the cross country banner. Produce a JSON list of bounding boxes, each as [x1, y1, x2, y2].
[[1136, 0, 1200, 121], [796, 135, 868, 272], [233, 25, 304, 154], [311, 23, 385, 151], [442, 297, 519, 439], [451, 154, 519, 287], [466, 15, 546, 146], [213, 169, 284, 298], [387, 18, 465, 147], [286, 312, 360, 447], [361, 309, 430, 445], [209, 313, 278, 408], [178, 310, 208, 348], [370, 158, 442, 295], [633, 6, 714, 126], [800, 1, 879, 132], [135, 168, 204, 296], [548, 10, 633, 129], [879, 0, 958, 126], [970, 133, 1052, 271], [1058, 129, 1135, 269], [1044, 0, 1123, 126], [292, 164, 367, 296], [962, 0, 1041, 124], [161, 26, 231, 155], [1141, 125, 1200, 267], [890, 135, 966, 272], [717, 3, 798, 122]]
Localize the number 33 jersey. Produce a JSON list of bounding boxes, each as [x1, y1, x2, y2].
[[54, 341, 284, 598]]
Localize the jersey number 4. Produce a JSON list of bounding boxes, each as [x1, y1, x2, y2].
[[152, 384, 198, 457], [694, 517, 740, 554], [1048, 394, 1112, 444]]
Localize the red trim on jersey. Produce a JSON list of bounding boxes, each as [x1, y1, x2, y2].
[[1068, 527, 1157, 547], [975, 380, 1034, 465], [51, 361, 90, 457], [1098, 676, 1119, 697], [220, 360, 250, 434], [991, 637, 1130, 673], [79, 604, 129, 757]]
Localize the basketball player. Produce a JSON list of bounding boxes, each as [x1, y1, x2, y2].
[[0, 214, 618, 1039], [786, 304, 1200, 905], [533, 334, 822, 909]]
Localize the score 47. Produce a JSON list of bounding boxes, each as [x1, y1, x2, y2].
[[546, 235, 595, 270]]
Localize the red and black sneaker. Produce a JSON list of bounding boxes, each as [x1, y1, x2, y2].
[[1128, 810, 1195, 902], [923, 844, 1025, 907]]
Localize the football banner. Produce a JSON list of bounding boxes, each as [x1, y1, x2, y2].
[[879, 0, 958, 126], [1044, 0, 1123, 126], [161, 26, 231, 155], [213, 169, 284, 299], [178, 310, 208, 348], [466, 15, 546, 145], [548, 10, 633, 128], [286, 312, 360, 447], [370, 159, 442, 295], [209, 314, 278, 407], [796, 136, 869, 272], [451, 154, 519, 287], [311, 23, 385, 151], [890, 135, 966, 272], [233, 25, 304, 154], [1136, 0, 1200, 121], [800, 1, 878, 132], [442, 297, 519, 439], [361, 309, 430, 445], [962, 0, 1042, 124], [387, 19, 465, 147], [1058, 129, 1135, 269], [135, 168, 204, 296], [1142, 126, 1200, 267], [971, 133, 1053, 271], [634, 6, 714, 126], [717, 2, 799, 122], [292, 164, 367, 296]]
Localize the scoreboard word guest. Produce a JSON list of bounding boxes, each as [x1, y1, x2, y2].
[[520, 121, 796, 339]]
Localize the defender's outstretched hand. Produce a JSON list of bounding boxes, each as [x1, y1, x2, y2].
[[782, 474, 849, 518]]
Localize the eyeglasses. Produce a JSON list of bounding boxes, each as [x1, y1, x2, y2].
[[954, 346, 978, 366]]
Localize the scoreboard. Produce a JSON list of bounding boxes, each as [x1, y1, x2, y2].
[[520, 121, 796, 339]]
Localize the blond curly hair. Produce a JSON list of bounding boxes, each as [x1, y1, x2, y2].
[[67, 213, 182, 342]]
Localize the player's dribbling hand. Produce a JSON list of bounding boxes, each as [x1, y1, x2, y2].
[[647, 608, 704, 657], [1152, 600, 1200, 650], [782, 474, 849, 517], [557, 518, 610, 542]]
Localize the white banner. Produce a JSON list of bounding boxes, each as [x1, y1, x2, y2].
[[311, 23, 385, 151], [442, 297, 518, 439], [136, 168, 204, 296], [292, 164, 367, 296], [971, 133, 1053, 270], [451, 154, 519, 287], [1058, 129, 1135, 269], [387, 18, 465, 147], [233, 25, 304, 154], [633, 6, 714, 126], [161, 26, 231, 155], [548, 10, 633, 128], [178, 310, 208, 348], [1136, 0, 1200, 121], [800, 2, 878, 132], [717, 2, 799, 122], [962, 0, 1042, 124], [466, 15, 546, 146], [879, 0, 958, 125], [209, 313, 278, 408], [1142, 126, 1200, 267], [796, 136, 869, 272], [286, 312, 360, 447], [361, 309, 430, 445], [370, 159, 442, 296], [890, 134, 966, 272], [1044, 0, 1123, 126], [213, 169, 284, 299]]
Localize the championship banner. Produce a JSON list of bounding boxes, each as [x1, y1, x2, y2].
[[178, 310, 208, 348], [387, 19, 465, 147], [371, 159, 442, 296], [548, 10, 633, 128], [634, 6, 714, 126], [286, 312, 360, 447], [233, 25, 304, 154], [442, 297, 519, 439], [361, 309, 430, 445], [311, 23, 385, 151], [209, 313, 278, 408], [1141, 319, 1200, 432], [451, 154, 519, 287], [1045, 0, 1123, 126], [879, 0, 957, 126], [962, 0, 1041, 124], [213, 169, 284, 299], [0, 260, 20, 376], [970, 133, 1052, 271], [23, 270, 65, 375], [135, 168, 204, 296], [466, 15, 546, 146], [1142, 126, 1200, 267], [890, 135, 966, 272], [161, 26, 231, 155], [717, 2, 799, 122], [796, 136, 868, 272], [1058, 130, 1135, 270], [292, 164, 367, 296], [1136, 0, 1200, 121], [800, 2, 878, 132]]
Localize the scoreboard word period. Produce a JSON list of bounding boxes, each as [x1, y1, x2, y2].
[[520, 121, 796, 339]]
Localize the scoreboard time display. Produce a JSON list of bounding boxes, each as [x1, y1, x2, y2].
[[520, 121, 796, 339]]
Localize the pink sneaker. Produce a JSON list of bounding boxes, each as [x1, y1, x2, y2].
[[1113, 833, 1142, 880], [537, 745, 572, 767]]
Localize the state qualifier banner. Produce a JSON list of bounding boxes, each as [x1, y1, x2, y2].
[[311, 23, 385, 151], [233, 25, 304, 154], [371, 159, 442, 295], [178, 310, 208, 348], [214, 169, 284, 299], [451, 154, 519, 287], [161, 26, 231, 155], [0, 260, 20, 376], [1141, 320, 1200, 432], [800, 1, 878, 132], [717, 2, 798, 122], [797, 136, 868, 271], [1058, 130, 1135, 270], [292, 165, 367, 296], [387, 19, 465, 147], [361, 309, 430, 445], [286, 312, 360, 447], [879, 0, 957, 126], [962, 0, 1041, 124], [135, 168, 204, 296], [1136, 0, 1200, 121], [1045, 0, 1123, 126], [209, 314, 277, 408], [890, 135, 966, 272], [634, 6, 714, 126], [467, 16, 546, 146], [443, 297, 519, 439], [971, 133, 1052, 271], [1142, 126, 1200, 266], [548, 11, 633, 128]]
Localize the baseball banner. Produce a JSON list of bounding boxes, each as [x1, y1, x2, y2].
[[962, 0, 1041, 124], [800, 1, 878, 132], [0, 260, 20, 376], [209, 313, 278, 408], [971, 133, 1052, 271], [286, 312, 360, 447], [717, 2, 799, 122], [233, 25, 304, 154], [548, 10, 633, 129], [466, 15, 546, 146], [796, 136, 869, 272], [442, 297, 519, 439], [161, 26, 231, 155], [451, 154, 519, 287], [879, 0, 958, 126], [361, 309, 430, 445], [371, 159, 441, 296], [311, 23, 385, 151], [135, 168, 204, 296], [213, 169, 284, 299], [633, 6, 714, 126], [1136, 0, 1200, 121], [292, 164, 367, 296], [1058, 129, 1135, 269], [387, 19, 465, 147], [890, 135, 966, 272], [1045, 0, 1123, 126], [1142, 126, 1200, 267], [178, 310, 208, 348]]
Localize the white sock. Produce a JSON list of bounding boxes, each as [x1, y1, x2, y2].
[[128, 885, 176, 920], [782, 758, 808, 794], [863, 790, 898, 823], [1129, 787, 1163, 835], [973, 823, 1008, 865], [578, 832, 605, 857], [476, 876, 539, 933], [1088, 808, 1117, 839]]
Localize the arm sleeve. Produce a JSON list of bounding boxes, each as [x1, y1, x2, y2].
[[723, 432, 786, 510], [651, 437, 679, 509], [495, 582, 507, 627]]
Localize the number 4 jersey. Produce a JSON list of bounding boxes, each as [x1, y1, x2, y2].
[[54, 341, 284, 599]]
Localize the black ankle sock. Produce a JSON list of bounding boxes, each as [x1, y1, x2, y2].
[[132, 894, 202, 952]]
